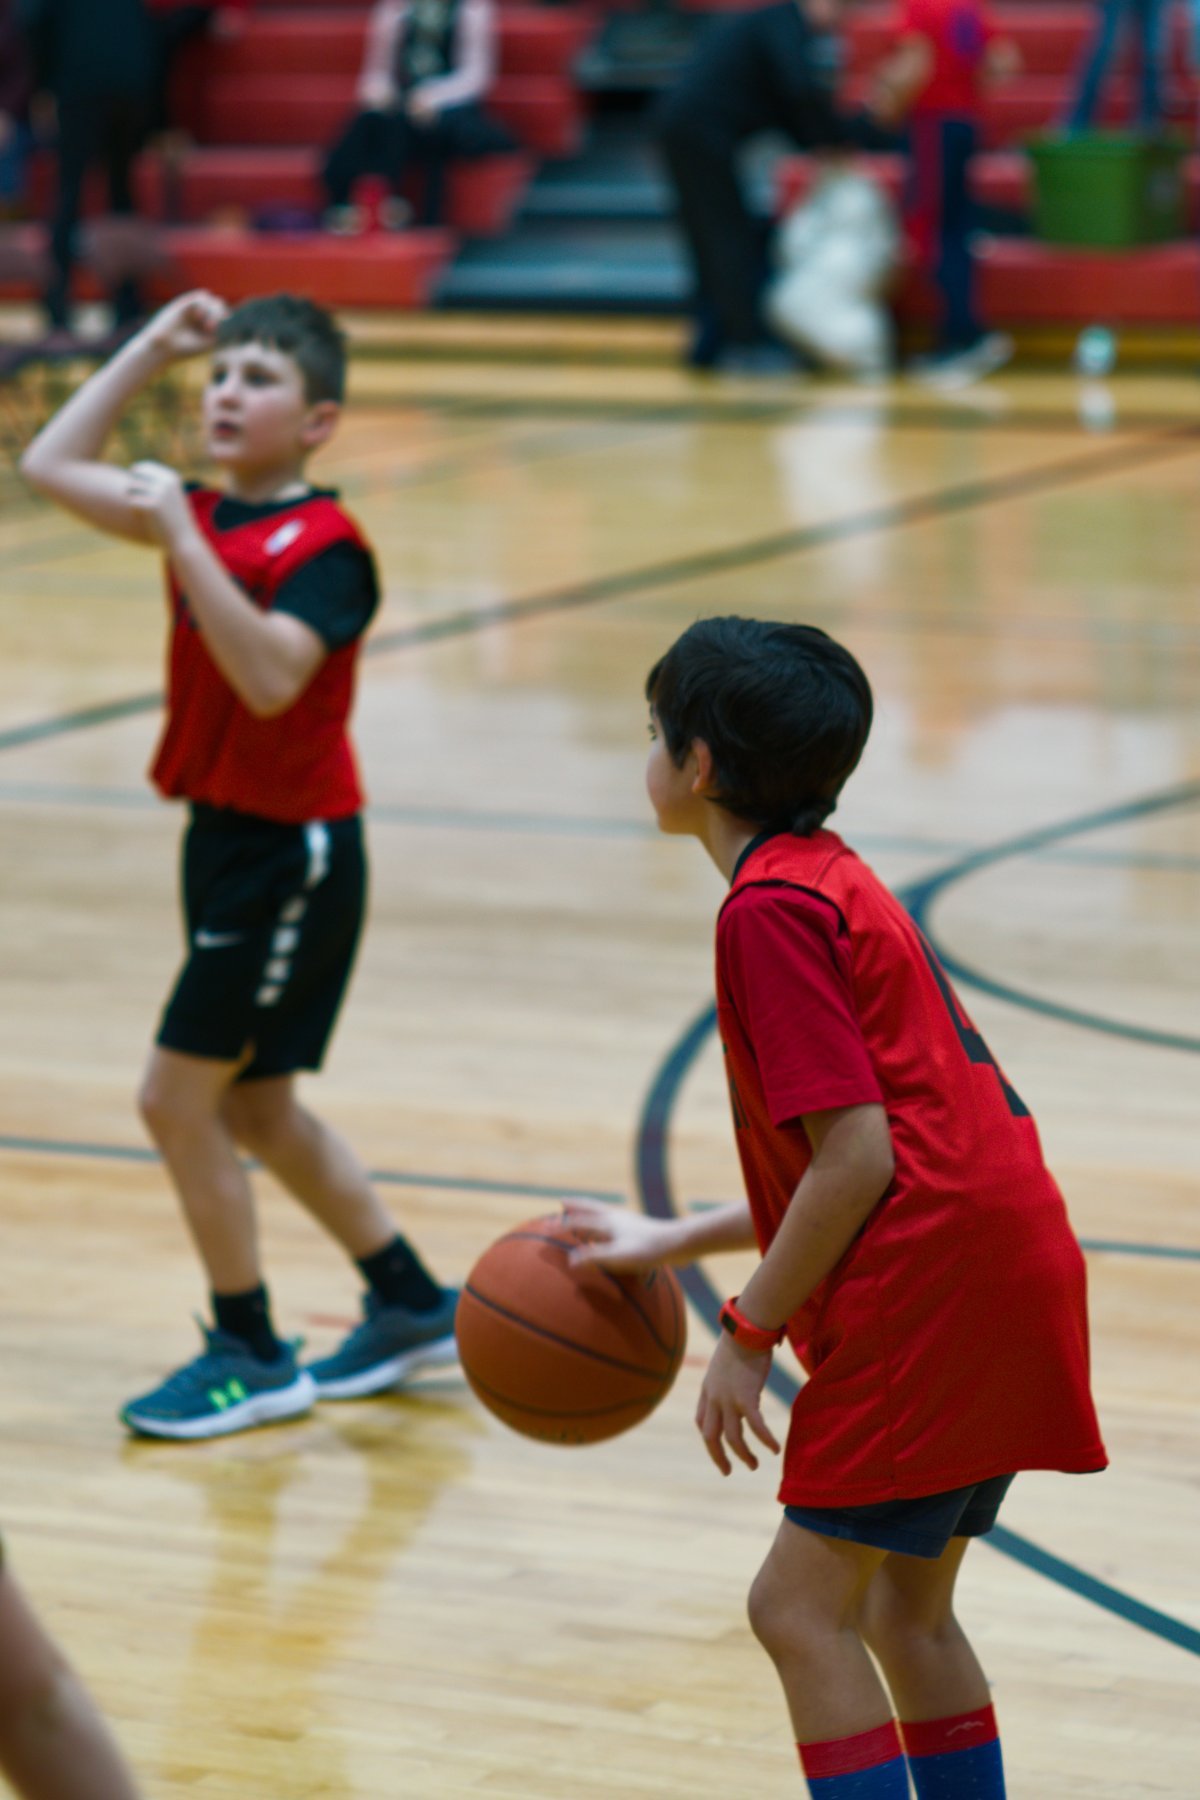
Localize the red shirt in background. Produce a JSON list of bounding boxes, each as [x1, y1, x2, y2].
[[897, 0, 995, 119], [715, 829, 1107, 1509]]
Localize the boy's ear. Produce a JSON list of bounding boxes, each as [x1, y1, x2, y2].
[[690, 738, 716, 795], [301, 400, 341, 451]]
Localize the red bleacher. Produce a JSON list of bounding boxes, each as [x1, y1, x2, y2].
[[13, 0, 593, 312]]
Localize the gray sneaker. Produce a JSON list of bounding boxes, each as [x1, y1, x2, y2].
[[121, 1324, 316, 1440], [306, 1289, 460, 1400]]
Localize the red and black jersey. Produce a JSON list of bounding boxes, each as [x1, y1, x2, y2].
[[150, 488, 377, 824], [717, 828, 1107, 1508]]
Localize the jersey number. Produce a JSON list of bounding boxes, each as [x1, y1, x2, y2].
[[917, 936, 1029, 1118]]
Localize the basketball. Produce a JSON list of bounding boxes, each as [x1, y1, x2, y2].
[[455, 1215, 687, 1445]]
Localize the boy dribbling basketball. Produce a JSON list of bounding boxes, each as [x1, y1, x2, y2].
[[567, 617, 1107, 1798], [20, 290, 458, 1438]]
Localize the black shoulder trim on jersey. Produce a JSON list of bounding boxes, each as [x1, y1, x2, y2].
[[730, 827, 784, 883], [210, 487, 340, 531]]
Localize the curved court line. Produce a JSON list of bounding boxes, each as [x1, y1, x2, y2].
[[903, 780, 1200, 1057], [5, 424, 1200, 758]]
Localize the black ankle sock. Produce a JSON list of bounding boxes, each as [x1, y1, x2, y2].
[[357, 1236, 442, 1312], [212, 1285, 285, 1362]]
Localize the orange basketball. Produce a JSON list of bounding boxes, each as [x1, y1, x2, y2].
[[455, 1215, 687, 1445]]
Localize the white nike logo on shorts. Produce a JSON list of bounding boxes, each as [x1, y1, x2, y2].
[[193, 929, 245, 949]]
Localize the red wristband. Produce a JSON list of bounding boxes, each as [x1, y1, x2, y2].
[[719, 1297, 786, 1355]]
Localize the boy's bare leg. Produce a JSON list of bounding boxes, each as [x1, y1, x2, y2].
[[0, 1564, 141, 1800], [859, 1537, 993, 1721], [221, 1075, 398, 1259], [748, 1520, 893, 1742], [138, 1045, 261, 1293]]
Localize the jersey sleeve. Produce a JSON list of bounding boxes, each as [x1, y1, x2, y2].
[[719, 885, 884, 1127], [272, 541, 380, 650]]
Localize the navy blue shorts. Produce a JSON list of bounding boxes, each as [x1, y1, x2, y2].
[[784, 1474, 1015, 1561]]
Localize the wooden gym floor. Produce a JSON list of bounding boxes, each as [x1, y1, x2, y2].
[[0, 333, 1197, 1796]]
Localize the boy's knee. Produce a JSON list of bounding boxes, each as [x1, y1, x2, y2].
[[748, 1564, 810, 1664]]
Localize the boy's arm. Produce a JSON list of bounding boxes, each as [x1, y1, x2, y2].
[[731, 1103, 894, 1332], [124, 463, 328, 719], [357, 0, 403, 109], [696, 1103, 894, 1477], [19, 291, 227, 544], [562, 1197, 757, 1273], [870, 36, 933, 123]]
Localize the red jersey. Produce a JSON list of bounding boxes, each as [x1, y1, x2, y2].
[[716, 829, 1107, 1508], [150, 489, 373, 824], [897, 0, 994, 119]]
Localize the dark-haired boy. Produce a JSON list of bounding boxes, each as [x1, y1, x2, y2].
[[21, 290, 458, 1438], [566, 617, 1106, 1799]]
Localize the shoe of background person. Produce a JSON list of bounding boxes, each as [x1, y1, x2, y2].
[[324, 204, 366, 236], [120, 1324, 316, 1440], [306, 1289, 460, 1400], [711, 341, 801, 379], [908, 332, 1014, 391]]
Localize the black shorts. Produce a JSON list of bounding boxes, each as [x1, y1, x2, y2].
[[156, 804, 366, 1082], [784, 1474, 1015, 1561]]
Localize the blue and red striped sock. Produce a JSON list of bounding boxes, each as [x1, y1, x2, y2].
[[901, 1704, 1006, 1798], [798, 1720, 909, 1797]]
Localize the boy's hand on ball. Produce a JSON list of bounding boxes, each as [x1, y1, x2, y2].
[[562, 1199, 673, 1273], [696, 1335, 780, 1476], [127, 461, 192, 545]]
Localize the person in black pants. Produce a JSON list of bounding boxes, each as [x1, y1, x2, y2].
[[19, 0, 158, 331], [322, 0, 514, 231], [655, 0, 875, 373]]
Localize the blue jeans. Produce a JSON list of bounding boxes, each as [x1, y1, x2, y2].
[[1067, 0, 1169, 131]]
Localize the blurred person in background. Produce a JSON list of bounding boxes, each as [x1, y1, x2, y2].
[[653, 0, 882, 375], [1064, 0, 1168, 134], [322, 0, 514, 232], [0, 0, 33, 219], [765, 157, 900, 379], [873, 0, 1018, 387], [19, 0, 158, 331]]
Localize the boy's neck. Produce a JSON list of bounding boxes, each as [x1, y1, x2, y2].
[[223, 465, 314, 506], [697, 808, 761, 885]]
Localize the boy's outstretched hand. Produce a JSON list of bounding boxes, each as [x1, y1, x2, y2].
[[696, 1335, 780, 1476], [562, 1198, 676, 1273], [144, 290, 229, 363]]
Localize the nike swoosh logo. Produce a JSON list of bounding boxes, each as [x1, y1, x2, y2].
[[946, 1723, 985, 1737], [194, 929, 246, 949]]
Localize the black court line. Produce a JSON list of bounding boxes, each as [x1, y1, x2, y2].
[[4, 420, 1200, 758], [350, 386, 1200, 441], [1, 1130, 1194, 1266], [6, 780, 1200, 879], [634, 781, 1200, 1659], [904, 780, 1200, 1056], [0, 1132, 623, 1207]]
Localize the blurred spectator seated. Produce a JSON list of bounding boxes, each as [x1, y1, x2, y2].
[[765, 158, 899, 379], [322, 0, 516, 232]]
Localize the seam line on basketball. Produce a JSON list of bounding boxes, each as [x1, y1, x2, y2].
[[461, 1283, 673, 1380]]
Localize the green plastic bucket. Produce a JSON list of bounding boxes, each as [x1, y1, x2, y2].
[[1027, 134, 1188, 248]]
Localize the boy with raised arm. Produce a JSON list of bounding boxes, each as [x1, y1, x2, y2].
[[21, 290, 458, 1438], [567, 616, 1106, 1799]]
